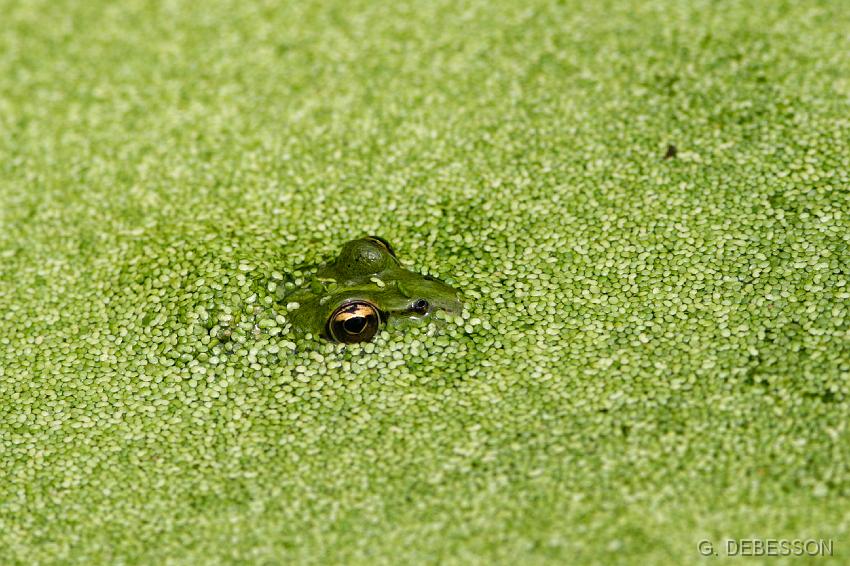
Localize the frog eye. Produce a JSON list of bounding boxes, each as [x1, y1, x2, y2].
[[366, 236, 397, 258], [327, 301, 382, 343]]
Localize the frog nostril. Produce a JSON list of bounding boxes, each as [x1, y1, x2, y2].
[[411, 299, 429, 314]]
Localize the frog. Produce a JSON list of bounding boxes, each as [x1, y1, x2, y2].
[[280, 236, 462, 343]]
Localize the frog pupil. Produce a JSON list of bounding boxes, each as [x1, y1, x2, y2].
[[344, 316, 367, 334]]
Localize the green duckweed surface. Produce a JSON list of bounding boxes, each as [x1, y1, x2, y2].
[[2, 1, 850, 563]]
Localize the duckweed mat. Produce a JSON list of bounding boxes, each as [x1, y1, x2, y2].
[[2, 1, 849, 564]]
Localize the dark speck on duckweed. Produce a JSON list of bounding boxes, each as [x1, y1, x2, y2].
[[1, 0, 850, 563]]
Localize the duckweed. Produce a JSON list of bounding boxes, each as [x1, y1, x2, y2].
[[1, 0, 850, 563]]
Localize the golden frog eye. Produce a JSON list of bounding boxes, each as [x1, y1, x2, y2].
[[327, 301, 382, 343]]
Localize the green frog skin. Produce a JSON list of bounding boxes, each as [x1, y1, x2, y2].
[[281, 237, 462, 343]]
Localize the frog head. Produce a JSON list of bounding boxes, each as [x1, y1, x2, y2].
[[282, 237, 462, 343]]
